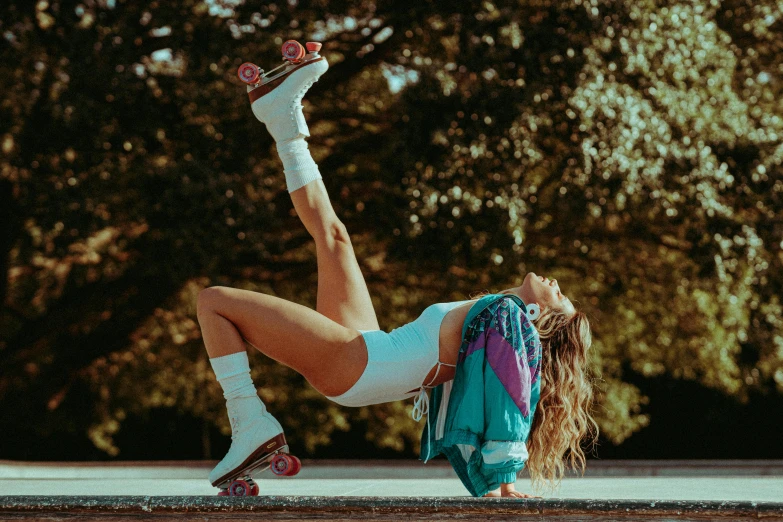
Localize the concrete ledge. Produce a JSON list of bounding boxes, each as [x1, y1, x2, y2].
[[2, 460, 783, 479], [1, 496, 782, 521]]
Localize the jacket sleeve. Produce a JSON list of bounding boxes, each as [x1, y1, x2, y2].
[[479, 297, 542, 488], [479, 440, 530, 486]]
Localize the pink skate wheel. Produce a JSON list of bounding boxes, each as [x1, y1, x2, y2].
[[250, 482, 260, 495], [282, 40, 305, 61], [289, 456, 301, 476], [217, 489, 229, 496], [305, 42, 322, 53], [229, 479, 251, 496], [237, 62, 260, 84], [270, 454, 292, 476]]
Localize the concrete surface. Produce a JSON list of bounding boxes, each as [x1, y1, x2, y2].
[[3, 458, 783, 478], [1, 459, 783, 499], [0, 460, 781, 520]]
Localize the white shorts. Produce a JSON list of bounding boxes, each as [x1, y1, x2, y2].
[[325, 300, 474, 407]]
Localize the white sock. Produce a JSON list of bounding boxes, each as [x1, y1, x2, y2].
[[209, 351, 258, 401], [276, 136, 322, 192]]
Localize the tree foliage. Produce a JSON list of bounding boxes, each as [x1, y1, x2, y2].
[[1, 0, 781, 458]]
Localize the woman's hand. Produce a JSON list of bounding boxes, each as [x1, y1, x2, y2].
[[483, 483, 541, 498], [502, 490, 540, 498]]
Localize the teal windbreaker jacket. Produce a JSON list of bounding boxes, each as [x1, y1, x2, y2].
[[418, 293, 542, 497]]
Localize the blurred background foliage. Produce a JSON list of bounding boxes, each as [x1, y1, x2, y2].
[[1, 0, 781, 461]]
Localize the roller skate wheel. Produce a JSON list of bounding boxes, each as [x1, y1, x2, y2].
[[229, 479, 252, 496], [237, 62, 261, 84], [270, 454, 292, 476], [290, 455, 302, 476], [305, 42, 322, 53], [249, 481, 260, 496], [282, 40, 305, 61], [217, 489, 229, 496]]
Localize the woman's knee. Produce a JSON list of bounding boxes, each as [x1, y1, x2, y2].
[[197, 286, 228, 317], [318, 220, 351, 247]]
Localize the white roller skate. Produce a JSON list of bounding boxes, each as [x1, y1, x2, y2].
[[209, 396, 301, 496], [238, 40, 328, 142]]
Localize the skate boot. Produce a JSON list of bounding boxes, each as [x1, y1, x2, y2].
[[209, 395, 295, 492], [237, 40, 328, 142]]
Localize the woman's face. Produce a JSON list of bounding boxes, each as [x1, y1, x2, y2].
[[501, 272, 574, 315]]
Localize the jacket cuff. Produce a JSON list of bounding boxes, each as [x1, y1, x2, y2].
[[489, 471, 520, 488]]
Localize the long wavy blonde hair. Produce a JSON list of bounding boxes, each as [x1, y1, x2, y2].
[[527, 303, 599, 493]]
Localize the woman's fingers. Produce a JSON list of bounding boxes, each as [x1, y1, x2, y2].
[[507, 491, 541, 498], [484, 489, 542, 498]]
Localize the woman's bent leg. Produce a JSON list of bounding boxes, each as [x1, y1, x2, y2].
[[197, 285, 368, 397], [290, 180, 380, 331]]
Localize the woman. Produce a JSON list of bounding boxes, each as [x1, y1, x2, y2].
[[197, 43, 597, 497]]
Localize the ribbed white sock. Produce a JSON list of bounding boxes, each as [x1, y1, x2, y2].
[[276, 136, 322, 193], [209, 351, 258, 401]]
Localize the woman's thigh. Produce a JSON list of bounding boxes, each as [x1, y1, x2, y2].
[[197, 286, 368, 397], [314, 232, 380, 331], [290, 183, 379, 331]]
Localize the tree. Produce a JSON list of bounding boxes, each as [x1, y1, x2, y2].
[[1, 0, 781, 459]]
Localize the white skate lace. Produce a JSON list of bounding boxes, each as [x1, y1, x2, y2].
[[228, 402, 275, 443], [287, 78, 317, 122], [295, 78, 316, 105], [228, 412, 242, 441], [226, 398, 254, 441]]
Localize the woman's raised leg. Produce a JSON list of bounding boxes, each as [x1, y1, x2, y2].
[[247, 45, 378, 331], [289, 180, 380, 331]]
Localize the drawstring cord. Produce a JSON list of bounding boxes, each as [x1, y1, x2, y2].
[[412, 389, 429, 421], [412, 361, 457, 461]]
